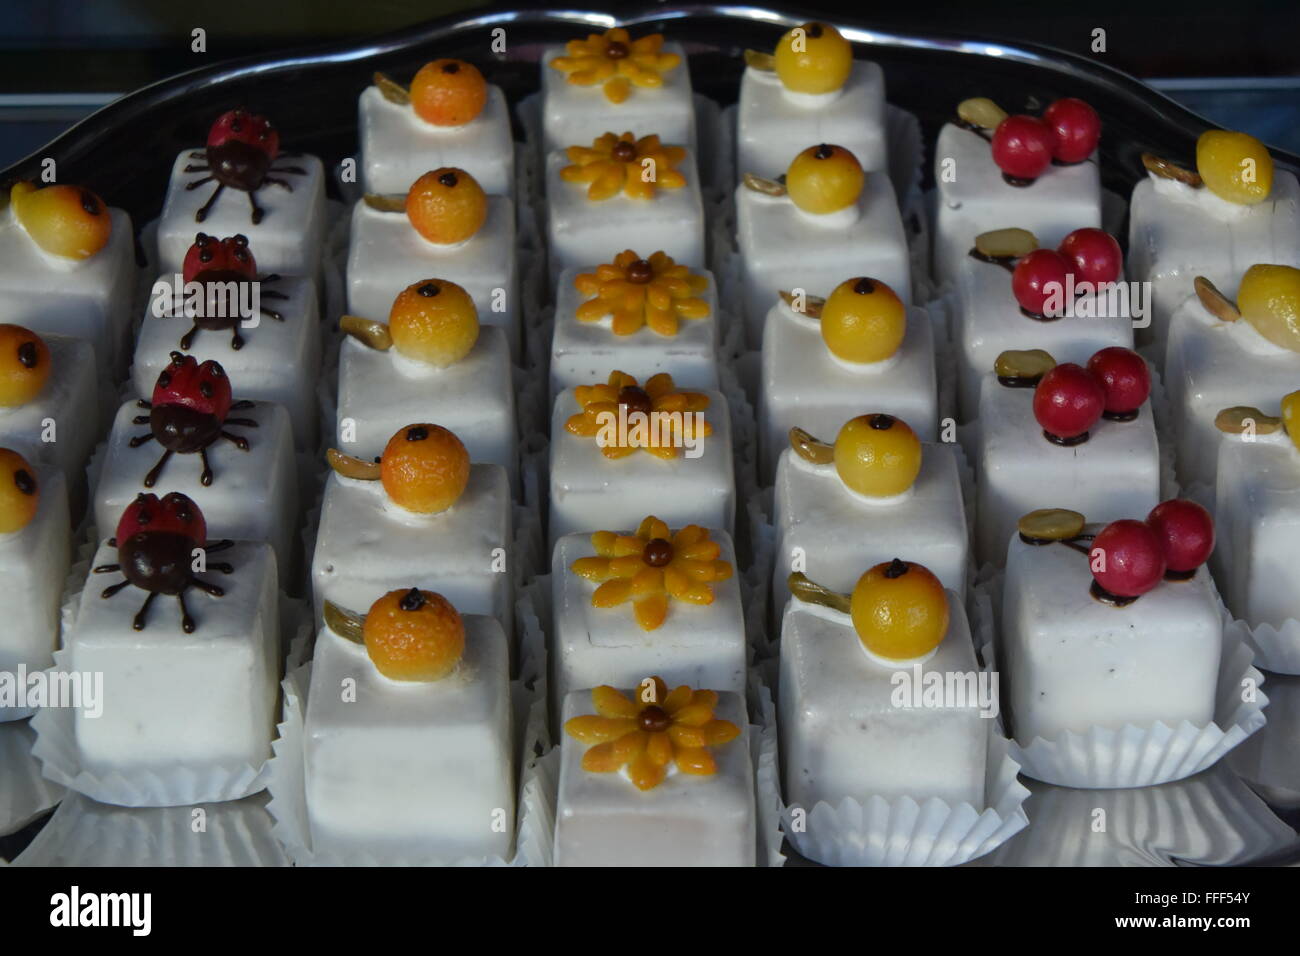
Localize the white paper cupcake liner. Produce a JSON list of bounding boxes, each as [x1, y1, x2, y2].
[[29, 587, 313, 808], [985, 762, 1297, 867], [970, 572, 1269, 789], [1229, 617, 1300, 677], [777, 730, 1030, 867], [265, 582, 553, 865], [0, 720, 64, 838], [12, 790, 289, 866], [1229, 671, 1300, 803]]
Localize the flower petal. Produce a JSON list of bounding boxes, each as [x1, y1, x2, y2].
[[564, 715, 637, 743], [592, 685, 638, 718], [675, 746, 718, 775], [633, 592, 669, 631], [592, 578, 633, 607]]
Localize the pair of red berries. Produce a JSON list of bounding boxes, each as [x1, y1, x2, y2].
[[1032, 346, 1150, 442], [1090, 500, 1215, 598], [1011, 228, 1123, 316], [991, 98, 1100, 181]]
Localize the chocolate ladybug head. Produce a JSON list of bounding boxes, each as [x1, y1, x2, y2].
[[207, 109, 280, 161], [115, 491, 207, 546], [152, 353, 233, 421], [183, 233, 256, 284]]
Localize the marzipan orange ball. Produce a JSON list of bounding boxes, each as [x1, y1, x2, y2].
[[379, 424, 470, 514], [0, 324, 51, 407], [363, 587, 465, 681], [388, 279, 480, 367], [410, 59, 489, 127], [10, 181, 112, 259], [0, 448, 39, 534], [850, 559, 949, 661], [405, 168, 488, 245]]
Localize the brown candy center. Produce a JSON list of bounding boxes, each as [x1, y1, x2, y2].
[[606, 40, 630, 59], [612, 141, 637, 163], [625, 259, 654, 284], [643, 537, 674, 567], [638, 705, 671, 733], [618, 385, 653, 416]]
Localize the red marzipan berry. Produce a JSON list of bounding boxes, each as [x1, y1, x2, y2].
[[1090, 519, 1167, 597], [1012, 248, 1071, 316], [1058, 228, 1122, 286], [115, 492, 207, 545], [182, 233, 257, 284], [1042, 98, 1101, 164], [991, 115, 1054, 180], [152, 354, 233, 421], [1033, 363, 1106, 439], [206, 109, 279, 161], [1146, 499, 1215, 573], [1086, 347, 1150, 415]]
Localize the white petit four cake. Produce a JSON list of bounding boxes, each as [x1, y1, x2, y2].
[[771, 421, 968, 624], [0, 182, 136, 372], [360, 62, 515, 196], [1164, 267, 1300, 487], [549, 373, 734, 545], [306, 594, 513, 862], [541, 28, 695, 154], [736, 21, 887, 180], [552, 519, 745, 700], [0, 455, 70, 691], [932, 98, 1103, 285], [75, 497, 279, 778], [135, 234, 321, 450], [1129, 131, 1300, 346], [1001, 514, 1221, 743], [336, 278, 516, 486], [0, 327, 98, 510], [346, 170, 520, 356], [555, 679, 754, 866], [953, 232, 1134, 421], [779, 565, 989, 809], [970, 351, 1161, 567], [551, 255, 719, 401], [545, 135, 704, 286], [155, 111, 327, 278], [758, 280, 936, 478], [735, 145, 909, 345], [1213, 397, 1300, 630], [312, 426, 512, 633], [94, 367, 298, 586]]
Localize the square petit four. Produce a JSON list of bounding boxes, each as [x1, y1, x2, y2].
[[75, 496, 280, 776], [0, 326, 98, 511], [549, 373, 734, 545], [932, 108, 1101, 286], [555, 679, 754, 866], [1213, 400, 1300, 630], [0, 455, 70, 682], [771, 421, 969, 625], [953, 230, 1133, 421], [346, 171, 520, 356], [736, 22, 888, 180], [359, 63, 515, 196], [779, 567, 989, 809], [155, 111, 327, 278], [306, 594, 513, 862], [135, 233, 321, 450], [1164, 268, 1300, 487], [541, 28, 695, 154], [758, 280, 935, 477], [970, 351, 1161, 567], [1002, 515, 1221, 743], [93, 364, 298, 586], [1128, 132, 1300, 346], [0, 182, 136, 372], [551, 254, 719, 401], [735, 147, 910, 345], [545, 134, 705, 286], [311, 428, 512, 633], [336, 280, 516, 486], [552, 519, 745, 700]]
